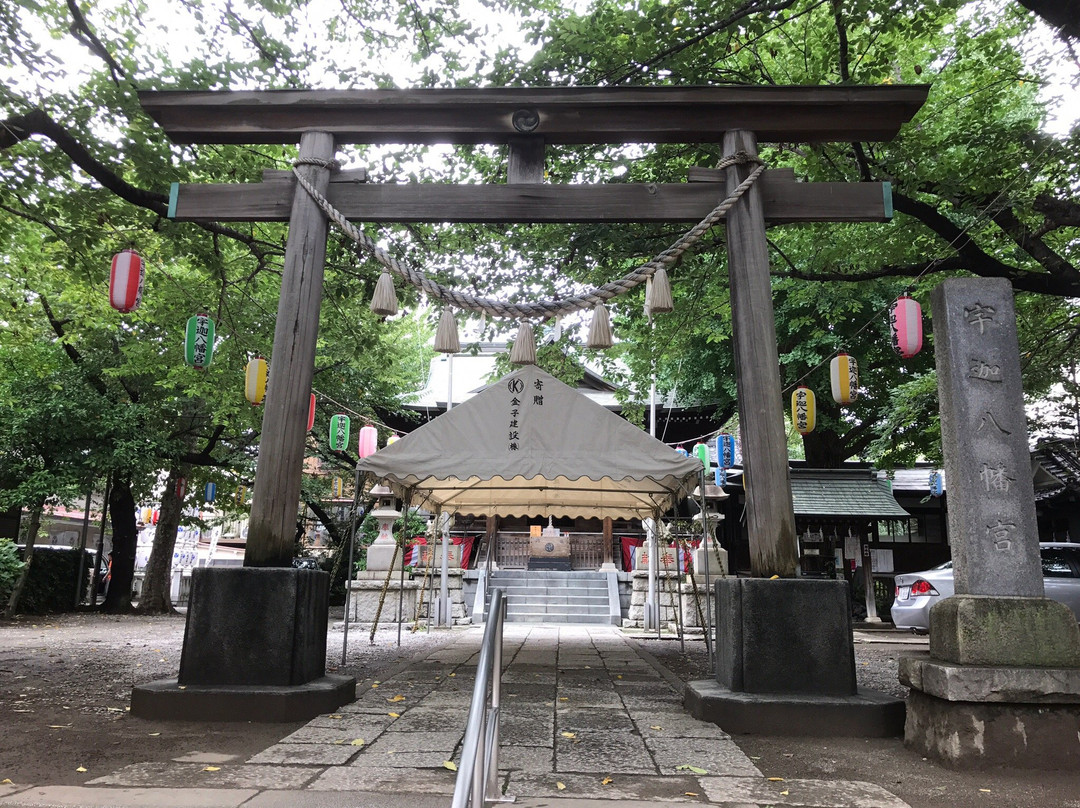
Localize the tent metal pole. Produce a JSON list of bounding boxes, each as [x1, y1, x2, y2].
[[441, 512, 451, 626], [341, 465, 363, 667]]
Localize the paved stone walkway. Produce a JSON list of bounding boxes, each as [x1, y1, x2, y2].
[[1, 625, 909, 808]]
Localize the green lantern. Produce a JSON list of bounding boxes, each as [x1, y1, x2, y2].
[[329, 414, 351, 452], [184, 314, 215, 369]]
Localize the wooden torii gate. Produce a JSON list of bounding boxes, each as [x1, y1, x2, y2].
[[140, 86, 928, 578]]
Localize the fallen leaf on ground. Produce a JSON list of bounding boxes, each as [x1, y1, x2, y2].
[[767, 777, 784, 782], [350, 739, 365, 746], [558, 697, 568, 701], [449, 673, 455, 677], [601, 777, 613, 785], [442, 761, 457, 771], [980, 789, 991, 793], [388, 695, 406, 703], [684, 792, 698, 797], [203, 767, 221, 772], [328, 714, 343, 719], [675, 765, 708, 774], [556, 782, 566, 790], [388, 712, 400, 718], [616, 675, 622, 679], [47, 725, 70, 729], [560, 732, 576, 739], [148, 732, 160, 737], [780, 790, 789, 796], [650, 725, 662, 731], [333, 740, 344, 745], [75, 767, 87, 773], [1, 779, 12, 784]]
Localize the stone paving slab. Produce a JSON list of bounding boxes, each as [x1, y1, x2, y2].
[[246, 743, 362, 766], [557, 706, 637, 733], [555, 735, 655, 775], [630, 716, 731, 740], [382, 706, 469, 733], [307, 766, 456, 793], [554, 690, 624, 708], [697, 776, 911, 808], [498, 745, 555, 771], [363, 731, 464, 754], [245, 788, 449, 807], [643, 737, 761, 777], [278, 725, 391, 745], [348, 751, 460, 769], [86, 762, 318, 789], [305, 715, 396, 735], [0, 786, 259, 808], [507, 771, 705, 802], [170, 752, 240, 764]]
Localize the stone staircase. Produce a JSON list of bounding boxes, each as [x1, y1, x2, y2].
[[483, 570, 617, 624]]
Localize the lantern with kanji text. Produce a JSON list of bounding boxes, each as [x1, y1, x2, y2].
[[184, 314, 215, 369], [890, 295, 923, 359], [791, 386, 816, 435], [329, 414, 351, 452], [716, 433, 737, 468]]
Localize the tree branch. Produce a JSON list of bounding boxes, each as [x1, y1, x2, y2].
[[38, 295, 108, 396], [65, 0, 127, 87]]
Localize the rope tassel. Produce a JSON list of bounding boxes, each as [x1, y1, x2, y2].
[[587, 303, 614, 349], [509, 322, 537, 365], [647, 267, 674, 313], [370, 271, 399, 316], [434, 308, 460, 354]]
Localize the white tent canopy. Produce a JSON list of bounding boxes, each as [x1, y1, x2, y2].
[[357, 365, 704, 519]]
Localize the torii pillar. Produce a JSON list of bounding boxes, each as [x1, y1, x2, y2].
[[133, 85, 928, 725]]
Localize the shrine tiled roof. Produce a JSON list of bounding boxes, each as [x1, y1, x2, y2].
[[790, 471, 910, 519]]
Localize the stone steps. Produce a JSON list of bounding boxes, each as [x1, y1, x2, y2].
[[485, 571, 614, 625]]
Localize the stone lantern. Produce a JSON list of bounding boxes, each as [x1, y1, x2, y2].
[[691, 484, 728, 578], [365, 484, 402, 573]]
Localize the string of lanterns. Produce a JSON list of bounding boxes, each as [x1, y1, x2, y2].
[[786, 296, 924, 433]]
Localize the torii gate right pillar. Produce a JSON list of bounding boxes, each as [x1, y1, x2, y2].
[[723, 129, 798, 578]]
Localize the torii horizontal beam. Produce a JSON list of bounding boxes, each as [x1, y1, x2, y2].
[[168, 169, 893, 223], [138, 85, 930, 145]]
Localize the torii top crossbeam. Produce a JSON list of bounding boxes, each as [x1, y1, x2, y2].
[[138, 85, 929, 145]]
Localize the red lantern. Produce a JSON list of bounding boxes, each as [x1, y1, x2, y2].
[[176, 477, 186, 500], [109, 249, 144, 313], [307, 393, 316, 432], [890, 296, 923, 359]]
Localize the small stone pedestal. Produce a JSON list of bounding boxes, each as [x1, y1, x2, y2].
[[685, 578, 904, 737], [131, 567, 355, 722], [901, 594, 1080, 768]]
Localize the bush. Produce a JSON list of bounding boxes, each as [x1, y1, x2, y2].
[[9, 546, 90, 614], [0, 538, 25, 606]]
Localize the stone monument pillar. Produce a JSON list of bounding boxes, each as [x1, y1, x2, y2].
[[901, 277, 1080, 767]]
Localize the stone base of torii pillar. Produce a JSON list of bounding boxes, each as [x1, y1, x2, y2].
[[685, 578, 905, 737]]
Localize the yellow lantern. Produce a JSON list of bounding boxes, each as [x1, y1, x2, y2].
[[791, 386, 816, 435], [245, 357, 268, 405], [830, 353, 858, 405]]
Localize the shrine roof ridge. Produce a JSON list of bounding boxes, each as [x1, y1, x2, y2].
[[138, 84, 930, 146]]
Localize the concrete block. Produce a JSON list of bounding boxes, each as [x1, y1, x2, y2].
[[929, 594, 1080, 666], [178, 567, 330, 687], [715, 578, 856, 696]]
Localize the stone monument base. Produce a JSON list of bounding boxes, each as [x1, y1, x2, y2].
[[131, 567, 355, 721], [348, 578, 421, 623], [685, 577, 904, 737], [930, 594, 1080, 666], [901, 655, 1080, 767]]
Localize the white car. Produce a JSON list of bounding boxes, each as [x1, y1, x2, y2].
[[891, 543, 1080, 633]]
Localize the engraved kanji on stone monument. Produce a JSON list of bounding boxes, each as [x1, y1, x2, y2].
[[930, 278, 1043, 597]]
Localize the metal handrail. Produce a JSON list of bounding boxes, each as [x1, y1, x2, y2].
[[452, 587, 512, 807]]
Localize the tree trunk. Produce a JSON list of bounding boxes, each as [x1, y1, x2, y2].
[[801, 429, 849, 469], [136, 466, 188, 615], [102, 477, 137, 614], [4, 499, 45, 618]]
